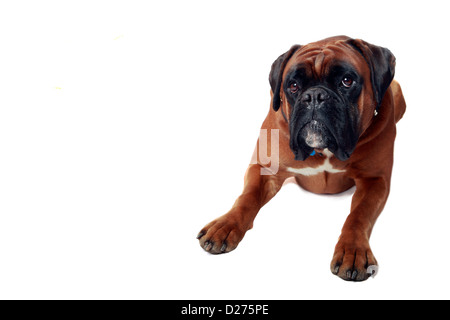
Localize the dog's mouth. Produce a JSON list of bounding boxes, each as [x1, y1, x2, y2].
[[300, 120, 330, 149], [291, 120, 340, 161]]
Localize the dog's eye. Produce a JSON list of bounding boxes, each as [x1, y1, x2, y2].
[[289, 82, 299, 94], [341, 77, 354, 88]]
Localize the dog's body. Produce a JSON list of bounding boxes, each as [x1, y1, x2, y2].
[[197, 36, 406, 281]]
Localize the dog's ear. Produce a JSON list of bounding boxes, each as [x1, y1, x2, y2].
[[269, 45, 301, 112], [347, 39, 396, 110]]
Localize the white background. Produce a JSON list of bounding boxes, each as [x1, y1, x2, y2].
[[0, 0, 449, 300]]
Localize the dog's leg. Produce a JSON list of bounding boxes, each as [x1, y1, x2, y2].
[[330, 177, 390, 281], [197, 164, 284, 254]]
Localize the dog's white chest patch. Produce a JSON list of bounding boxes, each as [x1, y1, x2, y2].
[[286, 150, 346, 176]]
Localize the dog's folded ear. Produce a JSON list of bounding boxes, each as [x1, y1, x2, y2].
[[269, 45, 301, 112], [346, 39, 396, 111]]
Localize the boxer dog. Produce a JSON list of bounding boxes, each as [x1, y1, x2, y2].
[[197, 36, 406, 281]]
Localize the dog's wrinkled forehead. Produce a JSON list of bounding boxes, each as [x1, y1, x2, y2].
[[284, 39, 367, 79]]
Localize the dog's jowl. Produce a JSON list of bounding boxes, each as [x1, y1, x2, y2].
[[197, 36, 406, 281]]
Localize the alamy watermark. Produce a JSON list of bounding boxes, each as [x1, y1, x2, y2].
[[250, 129, 279, 175]]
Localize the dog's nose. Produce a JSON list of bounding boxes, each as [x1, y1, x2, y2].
[[301, 87, 330, 107]]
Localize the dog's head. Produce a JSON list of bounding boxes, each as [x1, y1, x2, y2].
[[269, 36, 395, 161]]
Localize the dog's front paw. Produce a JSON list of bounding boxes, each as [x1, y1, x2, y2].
[[197, 214, 247, 254], [330, 238, 378, 281]]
